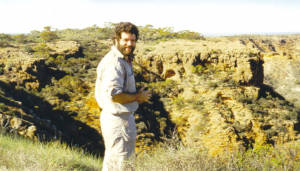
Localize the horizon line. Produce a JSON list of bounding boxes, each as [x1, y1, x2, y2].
[[2, 29, 300, 37]]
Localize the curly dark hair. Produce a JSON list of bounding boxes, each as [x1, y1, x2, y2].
[[113, 22, 139, 43]]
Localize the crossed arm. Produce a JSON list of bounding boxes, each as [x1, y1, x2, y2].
[[112, 87, 151, 104]]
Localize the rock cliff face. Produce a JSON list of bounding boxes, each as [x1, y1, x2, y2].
[[134, 36, 300, 155], [0, 42, 104, 154], [0, 35, 300, 156], [135, 39, 264, 85]]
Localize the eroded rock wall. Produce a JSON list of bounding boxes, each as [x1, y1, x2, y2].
[[134, 37, 300, 155]]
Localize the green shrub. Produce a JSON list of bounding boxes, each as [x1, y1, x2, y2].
[[13, 34, 28, 43], [26, 30, 41, 43], [192, 64, 205, 74], [176, 30, 205, 40], [0, 34, 12, 47], [32, 43, 50, 58], [40, 26, 58, 42]]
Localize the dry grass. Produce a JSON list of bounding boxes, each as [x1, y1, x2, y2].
[[134, 139, 300, 171], [0, 132, 102, 171], [2, 131, 300, 170]]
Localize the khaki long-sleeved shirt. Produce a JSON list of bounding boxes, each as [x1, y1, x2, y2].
[[95, 46, 139, 115]]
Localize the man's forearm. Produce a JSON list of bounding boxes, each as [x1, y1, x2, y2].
[[112, 93, 137, 104]]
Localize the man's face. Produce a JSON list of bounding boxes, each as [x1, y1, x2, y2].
[[115, 32, 136, 57]]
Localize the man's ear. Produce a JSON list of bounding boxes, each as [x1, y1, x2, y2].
[[113, 39, 118, 46]]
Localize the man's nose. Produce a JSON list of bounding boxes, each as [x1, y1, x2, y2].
[[127, 40, 135, 46]]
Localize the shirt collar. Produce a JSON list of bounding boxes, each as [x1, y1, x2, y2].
[[111, 45, 124, 59]]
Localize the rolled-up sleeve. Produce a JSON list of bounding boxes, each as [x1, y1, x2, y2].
[[101, 59, 125, 97]]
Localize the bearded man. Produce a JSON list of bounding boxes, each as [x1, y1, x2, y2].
[[95, 22, 151, 171]]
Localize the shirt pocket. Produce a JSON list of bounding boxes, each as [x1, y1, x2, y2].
[[125, 73, 136, 93]]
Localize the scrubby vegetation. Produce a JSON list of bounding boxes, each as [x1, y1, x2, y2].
[[0, 23, 204, 46], [1, 24, 300, 170]]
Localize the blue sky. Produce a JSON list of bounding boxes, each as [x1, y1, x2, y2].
[[0, 0, 299, 35]]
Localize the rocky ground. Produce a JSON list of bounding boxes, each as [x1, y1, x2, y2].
[[0, 34, 300, 156]]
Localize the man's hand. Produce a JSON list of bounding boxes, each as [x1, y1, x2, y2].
[[136, 87, 151, 104], [112, 87, 151, 104]]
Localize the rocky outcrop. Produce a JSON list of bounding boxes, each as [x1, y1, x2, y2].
[[46, 41, 83, 58], [0, 114, 37, 139], [0, 41, 104, 155], [134, 37, 300, 155], [264, 55, 300, 107], [262, 38, 300, 108], [135, 39, 263, 86], [0, 46, 66, 91]]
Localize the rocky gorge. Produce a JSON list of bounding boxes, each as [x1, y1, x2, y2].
[[0, 33, 300, 156]]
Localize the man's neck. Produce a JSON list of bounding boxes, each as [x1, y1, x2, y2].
[[124, 55, 133, 65]]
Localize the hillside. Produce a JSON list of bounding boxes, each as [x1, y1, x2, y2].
[[0, 27, 300, 156]]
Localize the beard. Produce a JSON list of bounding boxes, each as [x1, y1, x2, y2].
[[116, 42, 135, 57]]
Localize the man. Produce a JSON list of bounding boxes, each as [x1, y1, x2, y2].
[[95, 22, 151, 171]]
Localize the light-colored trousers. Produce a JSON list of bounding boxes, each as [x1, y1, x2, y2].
[[100, 110, 136, 171]]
